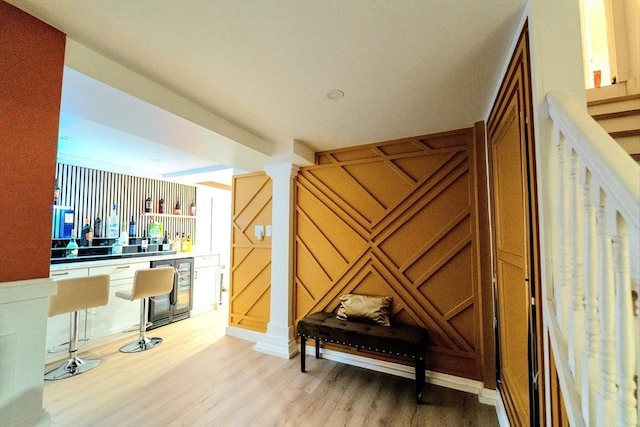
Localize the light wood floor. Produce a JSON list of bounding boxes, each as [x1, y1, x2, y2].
[[43, 305, 499, 427]]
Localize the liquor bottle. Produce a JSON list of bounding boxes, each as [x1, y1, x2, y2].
[[190, 200, 196, 216], [94, 213, 102, 238], [144, 195, 152, 213], [174, 232, 181, 252], [111, 238, 122, 255], [181, 232, 188, 252], [174, 197, 181, 215], [141, 231, 148, 252], [120, 221, 129, 246], [66, 229, 79, 258], [107, 203, 119, 239], [53, 178, 60, 205], [158, 197, 165, 214], [129, 214, 137, 237], [81, 218, 93, 247], [162, 230, 169, 251], [186, 233, 192, 252]]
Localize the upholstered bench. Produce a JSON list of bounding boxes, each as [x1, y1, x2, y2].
[[297, 311, 428, 403]]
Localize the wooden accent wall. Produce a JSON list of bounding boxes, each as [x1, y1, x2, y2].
[[0, 2, 65, 282], [54, 163, 196, 242], [230, 172, 272, 332], [295, 129, 487, 380]]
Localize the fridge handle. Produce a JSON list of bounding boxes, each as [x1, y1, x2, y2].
[[169, 268, 177, 305]]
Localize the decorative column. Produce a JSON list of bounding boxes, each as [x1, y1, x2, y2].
[[0, 278, 57, 426], [254, 164, 300, 359]]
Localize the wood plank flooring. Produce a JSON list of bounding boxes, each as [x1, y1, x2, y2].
[[43, 305, 499, 427]]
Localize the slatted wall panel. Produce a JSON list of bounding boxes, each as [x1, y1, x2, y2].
[[295, 129, 485, 380], [229, 172, 272, 332], [53, 163, 197, 243]]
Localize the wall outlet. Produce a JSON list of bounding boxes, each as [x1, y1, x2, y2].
[[265, 225, 272, 237]]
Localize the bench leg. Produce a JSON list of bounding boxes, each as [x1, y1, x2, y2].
[[300, 336, 306, 372], [415, 357, 425, 404], [315, 337, 320, 359]]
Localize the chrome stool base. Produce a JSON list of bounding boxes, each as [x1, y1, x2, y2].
[[44, 357, 100, 380], [119, 336, 163, 353]]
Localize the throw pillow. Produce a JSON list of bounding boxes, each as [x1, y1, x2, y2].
[[336, 294, 392, 326]]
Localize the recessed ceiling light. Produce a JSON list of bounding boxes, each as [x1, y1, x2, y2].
[[324, 89, 344, 100]]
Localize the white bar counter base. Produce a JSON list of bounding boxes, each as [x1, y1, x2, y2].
[[46, 252, 215, 366], [0, 277, 57, 427]]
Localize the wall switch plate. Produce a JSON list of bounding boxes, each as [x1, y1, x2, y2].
[[265, 225, 272, 237], [254, 225, 264, 240]]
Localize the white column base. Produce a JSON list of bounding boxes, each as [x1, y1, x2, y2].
[[254, 323, 298, 359], [0, 277, 57, 427]]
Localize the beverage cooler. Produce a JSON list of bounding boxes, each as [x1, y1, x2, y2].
[[148, 257, 194, 329]]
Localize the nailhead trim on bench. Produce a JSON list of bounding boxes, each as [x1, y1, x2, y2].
[[302, 336, 418, 359]]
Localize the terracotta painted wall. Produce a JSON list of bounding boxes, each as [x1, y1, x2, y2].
[[229, 172, 272, 332], [0, 2, 65, 282], [294, 129, 490, 381]]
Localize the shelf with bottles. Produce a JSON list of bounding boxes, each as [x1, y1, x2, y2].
[[51, 237, 117, 259], [51, 236, 177, 263]]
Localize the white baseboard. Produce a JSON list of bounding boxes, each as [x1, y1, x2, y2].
[[494, 390, 510, 426], [190, 304, 216, 317], [303, 346, 502, 408], [225, 325, 263, 343], [479, 387, 499, 405]]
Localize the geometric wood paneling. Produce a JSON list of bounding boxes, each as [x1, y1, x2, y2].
[[295, 129, 485, 380], [229, 172, 272, 332]]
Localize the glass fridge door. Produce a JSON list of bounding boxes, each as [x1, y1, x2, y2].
[[173, 258, 193, 315], [149, 260, 175, 325]]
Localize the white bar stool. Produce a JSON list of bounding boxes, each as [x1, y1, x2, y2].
[[115, 267, 175, 353], [44, 274, 110, 380]]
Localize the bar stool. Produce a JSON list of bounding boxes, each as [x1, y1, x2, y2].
[[115, 267, 175, 353], [44, 274, 110, 381]]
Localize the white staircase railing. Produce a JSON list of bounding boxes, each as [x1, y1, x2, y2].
[[545, 91, 639, 426]]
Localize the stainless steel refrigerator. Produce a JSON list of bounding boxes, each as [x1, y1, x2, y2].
[[148, 257, 194, 329]]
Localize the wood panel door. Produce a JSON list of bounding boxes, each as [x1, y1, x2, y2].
[[491, 93, 532, 425], [487, 24, 541, 426]]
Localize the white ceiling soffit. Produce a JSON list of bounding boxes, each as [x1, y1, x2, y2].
[[58, 67, 271, 180], [10, 0, 526, 171]]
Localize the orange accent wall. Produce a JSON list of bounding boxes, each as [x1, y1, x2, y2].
[[294, 129, 490, 381], [0, 2, 65, 282], [229, 172, 272, 332]]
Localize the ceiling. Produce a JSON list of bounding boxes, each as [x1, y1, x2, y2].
[[8, 0, 526, 184]]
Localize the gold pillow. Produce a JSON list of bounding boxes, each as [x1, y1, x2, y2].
[[336, 294, 392, 326]]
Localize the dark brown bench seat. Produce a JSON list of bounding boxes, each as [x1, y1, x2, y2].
[[297, 311, 428, 403]]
